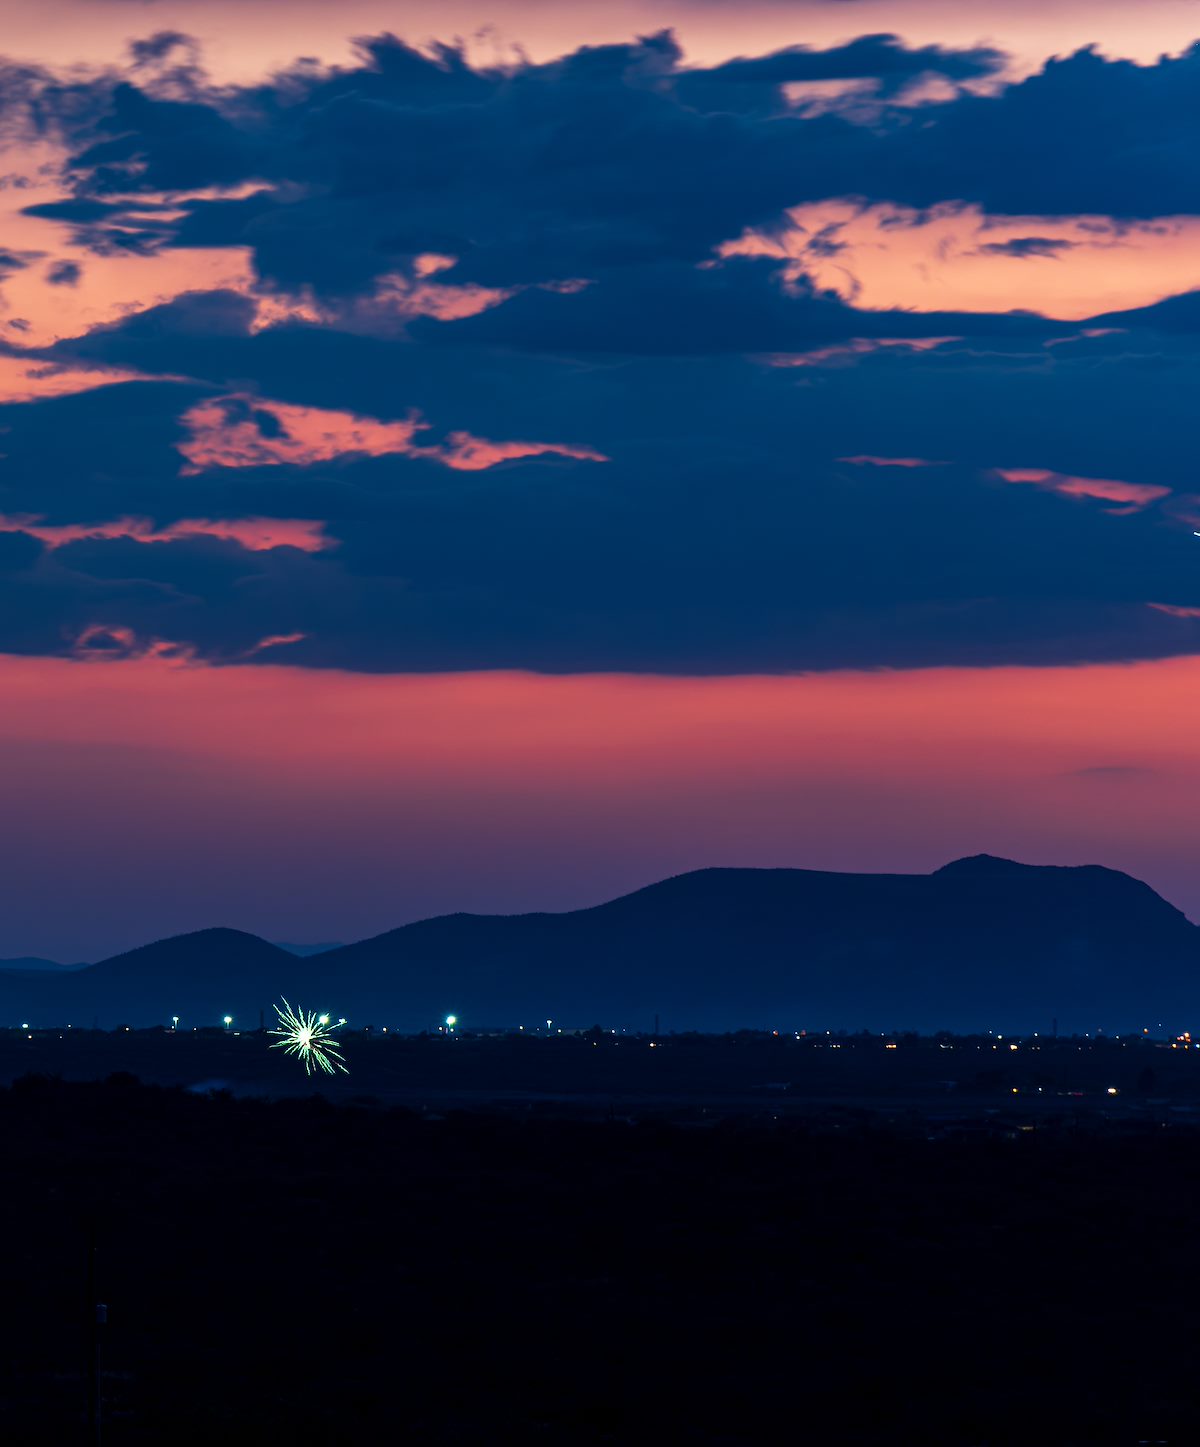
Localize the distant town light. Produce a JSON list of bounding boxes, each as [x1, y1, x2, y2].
[[1106, 1086, 1119, 1096]]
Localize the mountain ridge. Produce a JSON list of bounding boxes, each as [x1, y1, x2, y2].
[[0, 957, 87, 973], [2, 856, 1196, 1033]]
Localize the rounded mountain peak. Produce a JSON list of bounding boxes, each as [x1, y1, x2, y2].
[[934, 854, 1031, 876]]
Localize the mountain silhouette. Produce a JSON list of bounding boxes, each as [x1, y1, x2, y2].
[[2, 856, 1198, 1032], [0, 956, 85, 973]]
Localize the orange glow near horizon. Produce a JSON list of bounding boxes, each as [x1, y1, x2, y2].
[[3, 650, 1200, 957], [2, 4, 1199, 973]]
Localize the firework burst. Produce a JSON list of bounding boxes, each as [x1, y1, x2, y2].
[[269, 998, 349, 1076]]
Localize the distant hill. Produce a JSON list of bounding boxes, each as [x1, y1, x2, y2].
[[0, 957, 86, 973], [272, 942, 345, 958], [2, 856, 1198, 1032]]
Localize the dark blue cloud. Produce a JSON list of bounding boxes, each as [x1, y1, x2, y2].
[[1092, 291, 1200, 334], [882, 45, 1200, 219], [674, 32, 1004, 111], [21, 33, 1200, 307], [411, 256, 1072, 354], [128, 32, 197, 70], [975, 237, 1076, 259], [2, 302, 1200, 673], [45, 259, 81, 285], [2, 30, 1199, 675]]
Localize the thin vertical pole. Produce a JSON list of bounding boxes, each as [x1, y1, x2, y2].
[[86, 1225, 101, 1446]]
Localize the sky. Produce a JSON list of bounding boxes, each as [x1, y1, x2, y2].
[[2, 1, 1200, 958]]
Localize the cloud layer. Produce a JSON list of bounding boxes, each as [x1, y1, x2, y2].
[[0, 28, 1196, 672]]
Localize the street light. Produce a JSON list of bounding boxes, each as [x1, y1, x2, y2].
[[223, 1015, 233, 1030]]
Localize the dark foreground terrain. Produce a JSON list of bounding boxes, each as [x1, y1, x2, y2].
[[3, 1035, 1200, 1445]]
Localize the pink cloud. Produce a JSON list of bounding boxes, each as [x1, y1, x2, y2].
[[69, 625, 308, 664], [240, 633, 307, 658], [71, 625, 198, 664], [250, 258, 512, 334], [1046, 327, 1127, 348], [178, 398, 423, 473], [760, 336, 961, 367], [178, 394, 609, 474], [436, 430, 608, 471], [1148, 604, 1200, 620], [996, 468, 1170, 510], [723, 202, 1200, 321], [0, 514, 334, 552], [0, 357, 181, 404], [837, 455, 945, 468]]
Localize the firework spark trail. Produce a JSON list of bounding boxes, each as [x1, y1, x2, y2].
[[269, 998, 348, 1076]]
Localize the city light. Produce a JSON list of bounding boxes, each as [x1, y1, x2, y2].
[[268, 998, 348, 1076]]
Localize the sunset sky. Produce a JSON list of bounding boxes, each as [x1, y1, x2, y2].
[[2, 0, 1200, 958]]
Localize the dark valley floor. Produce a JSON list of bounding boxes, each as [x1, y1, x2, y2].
[[1, 1069, 1197, 1445]]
